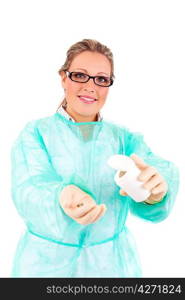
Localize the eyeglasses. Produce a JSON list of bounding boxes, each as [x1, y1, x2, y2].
[[65, 71, 114, 87]]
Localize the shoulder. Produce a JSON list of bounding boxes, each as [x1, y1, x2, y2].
[[13, 114, 57, 145], [103, 118, 143, 140], [21, 114, 57, 132]]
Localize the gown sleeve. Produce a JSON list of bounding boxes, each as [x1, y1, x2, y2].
[[124, 128, 180, 223], [11, 120, 67, 238]]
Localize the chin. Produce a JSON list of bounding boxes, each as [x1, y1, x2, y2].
[[76, 108, 97, 116]]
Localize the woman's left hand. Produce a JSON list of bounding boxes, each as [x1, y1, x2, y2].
[[119, 153, 168, 204]]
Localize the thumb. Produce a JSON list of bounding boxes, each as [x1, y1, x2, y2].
[[130, 153, 148, 170]]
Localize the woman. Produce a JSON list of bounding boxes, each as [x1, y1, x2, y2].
[[11, 39, 179, 277]]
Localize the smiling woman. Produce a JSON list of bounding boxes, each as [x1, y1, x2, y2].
[[11, 38, 179, 278], [58, 47, 114, 122]]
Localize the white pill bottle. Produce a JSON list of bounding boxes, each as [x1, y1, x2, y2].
[[107, 154, 151, 202]]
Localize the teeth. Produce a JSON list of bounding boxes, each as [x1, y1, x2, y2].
[[79, 96, 96, 101]]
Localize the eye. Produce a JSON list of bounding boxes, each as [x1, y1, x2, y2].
[[96, 76, 109, 83], [73, 72, 87, 79]]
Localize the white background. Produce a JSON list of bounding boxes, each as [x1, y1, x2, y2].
[[0, 0, 184, 277]]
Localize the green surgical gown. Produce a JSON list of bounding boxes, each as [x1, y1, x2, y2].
[[11, 113, 179, 277]]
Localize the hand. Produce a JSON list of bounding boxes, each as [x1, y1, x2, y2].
[[59, 185, 107, 225], [119, 153, 168, 204]]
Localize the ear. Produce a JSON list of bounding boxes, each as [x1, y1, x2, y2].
[[60, 71, 67, 89]]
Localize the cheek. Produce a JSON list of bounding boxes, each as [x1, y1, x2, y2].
[[100, 88, 109, 101], [66, 82, 79, 96]]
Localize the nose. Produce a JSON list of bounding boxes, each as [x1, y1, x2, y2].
[[82, 78, 96, 93]]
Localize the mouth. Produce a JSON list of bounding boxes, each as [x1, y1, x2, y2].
[[78, 95, 97, 104]]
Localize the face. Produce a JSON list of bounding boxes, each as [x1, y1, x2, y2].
[[60, 51, 112, 122]]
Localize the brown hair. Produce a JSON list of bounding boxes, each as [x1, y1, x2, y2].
[[57, 38, 115, 110]]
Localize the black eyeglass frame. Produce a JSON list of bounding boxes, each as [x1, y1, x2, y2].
[[65, 70, 114, 87]]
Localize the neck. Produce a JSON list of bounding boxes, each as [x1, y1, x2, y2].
[[65, 107, 98, 123]]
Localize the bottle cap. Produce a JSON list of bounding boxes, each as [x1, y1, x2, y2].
[[107, 154, 136, 171]]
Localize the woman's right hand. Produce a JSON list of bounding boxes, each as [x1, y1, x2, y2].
[[59, 185, 106, 225]]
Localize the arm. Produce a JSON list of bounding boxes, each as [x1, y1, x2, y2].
[[124, 129, 180, 223], [11, 120, 68, 238]]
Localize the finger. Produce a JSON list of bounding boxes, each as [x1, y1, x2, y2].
[[91, 204, 107, 223], [137, 166, 158, 182], [130, 153, 148, 170], [142, 174, 162, 191], [151, 182, 168, 195], [75, 205, 102, 225], [74, 206, 100, 225], [147, 191, 166, 202]]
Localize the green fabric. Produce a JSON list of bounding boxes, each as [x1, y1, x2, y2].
[[11, 113, 179, 277]]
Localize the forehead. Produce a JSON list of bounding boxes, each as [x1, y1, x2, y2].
[[70, 51, 111, 74]]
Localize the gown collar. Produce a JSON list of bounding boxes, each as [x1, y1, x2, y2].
[[57, 105, 103, 123]]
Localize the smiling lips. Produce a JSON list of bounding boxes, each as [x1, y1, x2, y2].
[[78, 95, 97, 104]]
